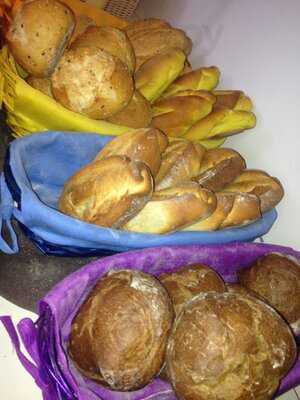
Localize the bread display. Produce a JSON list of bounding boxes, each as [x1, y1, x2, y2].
[[123, 183, 217, 234], [124, 18, 192, 70], [51, 46, 134, 119], [71, 25, 136, 73], [223, 169, 285, 212], [155, 139, 206, 190], [238, 252, 300, 335], [68, 269, 174, 390], [166, 292, 297, 400], [94, 128, 168, 177], [6, 0, 75, 77], [58, 155, 153, 228], [193, 148, 246, 191], [106, 90, 152, 129], [159, 264, 226, 316]]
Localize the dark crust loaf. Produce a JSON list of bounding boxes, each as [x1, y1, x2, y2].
[[159, 264, 226, 316], [68, 269, 174, 391], [238, 252, 300, 325], [166, 292, 297, 400]]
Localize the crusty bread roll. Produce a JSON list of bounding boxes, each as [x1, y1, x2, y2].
[[123, 182, 217, 234], [212, 90, 253, 111], [125, 19, 192, 71], [71, 25, 136, 73], [155, 140, 206, 190], [186, 192, 261, 231], [166, 292, 297, 400], [58, 156, 153, 228], [6, 0, 75, 77], [223, 169, 284, 212], [151, 94, 214, 137], [159, 264, 226, 316], [94, 128, 168, 177], [26, 76, 53, 98], [193, 148, 246, 191], [68, 269, 174, 390], [238, 253, 300, 335], [106, 90, 152, 128], [51, 46, 134, 119]]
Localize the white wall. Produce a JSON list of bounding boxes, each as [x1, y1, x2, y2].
[[137, 0, 300, 249]]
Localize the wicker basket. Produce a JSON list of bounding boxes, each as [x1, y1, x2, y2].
[[105, 0, 140, 18]]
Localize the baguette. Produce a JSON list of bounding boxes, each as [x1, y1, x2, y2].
[[222, 169, 284, 212], [123, 182, 217, 234], [212, 90, 253, 111]]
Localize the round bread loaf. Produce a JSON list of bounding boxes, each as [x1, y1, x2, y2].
[[6, 0, 75, 77], [159, 264, 226, 316], [71, 25, 136, 72], [166, 292, 297, 400], [68, 269, 174, 391], [58, 155, 153, 228], [107, 90, 152, 128], [238, 252, 300, 335], [94, 127, 168, 177], [51, 46, 134, 119]]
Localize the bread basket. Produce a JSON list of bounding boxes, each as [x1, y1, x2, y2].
[[105, 0, 140, 18], [1, 243, 300, 399], [0, 131, 277, 256]]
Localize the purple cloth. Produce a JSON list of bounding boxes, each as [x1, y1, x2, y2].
[[1, 242, 300, 399]]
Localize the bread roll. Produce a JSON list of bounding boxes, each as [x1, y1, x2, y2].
[[58, 156, 153, 228], [94, 128, 168, 177], [6, 0, 75, 77], [166, 292, 297, 400], [71, 25, 136, 72], [185, 192, 261, 231], [223, 169, 284, 212], [238, 253, 300, 335], [160, 264, 226, 316], [151, 95, 214, 137], [193, 148, 246, 191], [26, 76, 53, 98], [213, 90, 253, 111], [106, 90, 152, 128], [124, 18, 171, 39], [123, 182, 217, 234], [51, 46, 134, 119], [68, 269, 174, 390], [155, 140, 206, 190]]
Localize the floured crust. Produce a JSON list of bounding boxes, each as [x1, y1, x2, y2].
[[58, 155, 153, 228], [166, 292, 297, 400], [6, 0, 75, 77], [68, 269, 174, 391], [51, 46, 134, 119]]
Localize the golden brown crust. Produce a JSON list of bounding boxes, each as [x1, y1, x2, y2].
[[238, 253, 300, 326], [68, 269, 174, 391], [155, 140, 206, 190], [123, 182, 217, 234], [71, 25, 136, 73], [124, 18, 172, 38], [58, 155, 153, 228], [106, 90, 152, 129], [159, 264, 226, 316], [94, 128, 168, 177], [223, 169, 284, 212], [212, 90, 253, 111], [151, 95, 213, 137], [193, 148, 246, 191], [166, 292, 297, 400], [26, 76, 53, 97], [6, 0, 75, 77], [51, 46, 134, 119]]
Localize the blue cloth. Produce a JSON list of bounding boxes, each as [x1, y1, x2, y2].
[[0, 131, 278, 256]]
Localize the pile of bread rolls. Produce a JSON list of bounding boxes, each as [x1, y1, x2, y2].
[[68, 252, 300, 399], [58, 127, 284, 234], [3, 0, 256, 144]]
